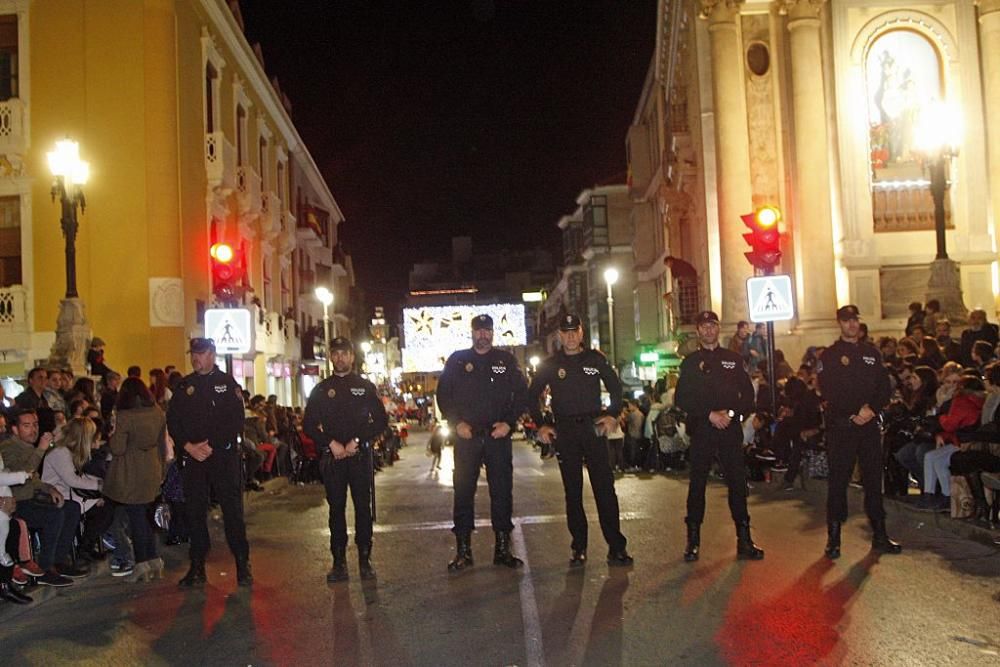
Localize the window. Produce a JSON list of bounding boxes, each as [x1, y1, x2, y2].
[[259, 136, 268, 190], [236, 105, 246, 166], [0, 195, 19, 286], [205, 63, 218, 133], [0, 16, 18, 101]]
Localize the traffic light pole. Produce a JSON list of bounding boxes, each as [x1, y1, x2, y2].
[[765, 320, 777, 413]]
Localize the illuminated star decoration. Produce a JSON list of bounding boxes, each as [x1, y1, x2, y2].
[[409, 309, 436, 335]]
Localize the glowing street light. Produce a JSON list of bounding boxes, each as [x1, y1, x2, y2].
[[48, 139, 90, 299], [314, 286, 333, 376], [603, 267, 619, 364]]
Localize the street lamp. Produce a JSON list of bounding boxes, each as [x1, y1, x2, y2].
[[46, 139, 92, 375], [603, 266, 619, 364], [48, 139, 90, 299], [529, 355, 540, 374], [915, 100, 967, 321], [314, 286, 333, 376]]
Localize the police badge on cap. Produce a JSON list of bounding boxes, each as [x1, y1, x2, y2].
[[189, 337, 215, 353], [471, 314, 493, 331], [329, 336, 354, 353], [836, 305, 860, 321], [559, 314, 582, 331], [694, 311, 720, 326]]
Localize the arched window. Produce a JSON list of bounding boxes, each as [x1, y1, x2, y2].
[[865, 29, 945, 232]]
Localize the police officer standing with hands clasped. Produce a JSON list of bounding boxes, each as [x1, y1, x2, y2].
[[436, 314, 528, 572], [528, 314, 632, 567], [675, 311, 764, 562], [817, 305, 902, 559], [304, 336, 388, 583], [167, 337, 252, 588]]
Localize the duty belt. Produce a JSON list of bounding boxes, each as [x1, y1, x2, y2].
[[556, 414, 600, 425]]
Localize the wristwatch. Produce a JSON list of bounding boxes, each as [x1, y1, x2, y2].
[[726, 409, 736, 419]]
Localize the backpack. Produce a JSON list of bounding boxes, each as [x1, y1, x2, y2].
[[654, 408, 687, 453]]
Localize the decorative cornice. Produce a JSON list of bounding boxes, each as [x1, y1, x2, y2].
[[977, 0, 1000, 18], [699, 0, 743, 22], [777, 0, 827, 20]]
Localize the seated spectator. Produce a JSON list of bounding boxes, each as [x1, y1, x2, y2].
[[935, 320, 962, 363], [773, 377, 822, 489], [891, 366, 939, 492], [918, 376, 985, 511], [919, 336, 946, 370], [1, 409, 84, 586], [878, 337, 899, 369], [0, 450, 32, 603], [905, 301, 925, 337], [950, 363, 1000, 522], [961, 309, 999, 366], [972, 340, 996, 376]]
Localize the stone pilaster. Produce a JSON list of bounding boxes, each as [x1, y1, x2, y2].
[[700, 0, 753, 323], [782, 0, 838, 325], [978, 0, 1000, 312]]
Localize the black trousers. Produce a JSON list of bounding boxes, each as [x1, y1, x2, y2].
[[452, 435, 513, 535], [320, 451, 373, 553], [181, 449, 249, 562], [826, 423, 885, 523], [686, 423, 749, 524], [554, 419, 626, 552]]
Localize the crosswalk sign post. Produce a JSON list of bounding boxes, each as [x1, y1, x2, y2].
[[745, 274, 795, 412]]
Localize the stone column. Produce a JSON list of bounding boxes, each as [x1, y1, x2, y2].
[[784, 0, 838, 324], [701, 0, 753, 323], [979, 0, 1000, 312]]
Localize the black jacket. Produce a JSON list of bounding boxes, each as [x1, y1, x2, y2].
[[528, 348, 622, 424], [166, 366, 245, 450], [437, 347, 527, 431], [816, 339, 892, 424], [675, 346, 755, 434], [302, 373, 387, 448]]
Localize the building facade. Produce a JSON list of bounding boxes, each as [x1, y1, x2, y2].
[[0, 0, 353, 403], [628, 0, 1000, 361]]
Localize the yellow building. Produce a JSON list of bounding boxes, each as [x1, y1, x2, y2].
[[0, 0, 351, 401]]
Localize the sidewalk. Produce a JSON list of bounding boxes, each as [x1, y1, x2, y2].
[[0, 475, 290, 621]]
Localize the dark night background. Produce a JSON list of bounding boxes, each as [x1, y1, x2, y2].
[[239, 0, 656, 316]]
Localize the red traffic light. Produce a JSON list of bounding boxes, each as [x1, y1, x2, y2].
[[742, 205, 782, 271], [210, 242, 234, 263], [210, 241, 241, 302]]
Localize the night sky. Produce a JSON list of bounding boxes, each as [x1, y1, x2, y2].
[[239, 1, 657, 315]]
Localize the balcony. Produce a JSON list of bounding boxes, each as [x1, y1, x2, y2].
[[872, 181, 949, 233], [0, 98, 26, 156], [236, 165, 262, 217], [295, 214, 324, 248], [0, 286, 28, 332], [205, 132, 237, 193], [259, 192, 281, 239], [278, 211, 297, 254]]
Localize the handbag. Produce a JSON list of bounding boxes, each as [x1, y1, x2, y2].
[[32, 487, 58, 505], [72, 487, 103, 501]]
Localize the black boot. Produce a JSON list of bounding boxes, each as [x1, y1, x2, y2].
[[967, 474, 990, 524], [569, 548, 587, 567], [327, 548, 348, 583], [870, 519, 902, 554], [236, 557, 253, 587], [606, 547, 634, 566], [0, 580, 32, 604], [493, 531, 524, 568], [358, 545, 377, 581], [735, 521, 764, 560], [684, 520, 701, 562], [447, 533, 474, 572], [824, 522, 842, 560], [178, 559, 207, 588]]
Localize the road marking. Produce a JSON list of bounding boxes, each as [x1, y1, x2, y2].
[[359, 511, 651, 535], [512, 526, 544, 667]]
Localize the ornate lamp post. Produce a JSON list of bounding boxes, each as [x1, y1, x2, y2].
[[314, 286, 333, 377], [916, 101, 967, 322], [603, 266, 619, 364], [47, 139, 92, 374]]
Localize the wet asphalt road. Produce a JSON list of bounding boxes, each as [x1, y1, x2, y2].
[[2, 428, 999, 666]]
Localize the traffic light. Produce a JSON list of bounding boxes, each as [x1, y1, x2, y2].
[[210, 241, 238, 302], [742, 205, 782, 272]]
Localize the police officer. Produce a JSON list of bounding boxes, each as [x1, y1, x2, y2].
[[528, 314, 633, 567], [436, 314, 528, 572], [166, 337, 251, 587], [817, 305, 901, 558], [303, 337, 387, 583], [675, 311, 763, 562]]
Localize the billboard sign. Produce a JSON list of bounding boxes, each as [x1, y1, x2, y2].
[[402, 303, 526, 373]]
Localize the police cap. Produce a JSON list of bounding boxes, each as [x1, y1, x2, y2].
[[329, 336, 354, 353], [836, 305, 861, 321], [471, 314, 494, 331], [189, 337, 216, 353], [694, 310, 720, 326], [559, 314, 582, 331]]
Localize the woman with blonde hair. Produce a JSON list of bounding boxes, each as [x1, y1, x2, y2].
[[42, 417, 102, 514]]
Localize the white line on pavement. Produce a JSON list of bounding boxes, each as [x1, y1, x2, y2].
[[355, 511, 652, 535], [512, 525, 545, 667]]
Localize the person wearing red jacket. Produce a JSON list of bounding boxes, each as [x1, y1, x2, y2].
[[918, 376, 985, 512]]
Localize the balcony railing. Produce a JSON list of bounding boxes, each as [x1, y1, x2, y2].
[[872, 181, 949, 233], [0, 98, 26, 155], [278, 211, 297, 253], [259, 192, 281, 239], [0, 285, 27, 331], [205, 132, 237, 192], [236, 165, 262, 216]]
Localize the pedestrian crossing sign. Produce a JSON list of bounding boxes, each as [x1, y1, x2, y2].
[[746, 274, 794, 323], [204, 308, 253, 354]]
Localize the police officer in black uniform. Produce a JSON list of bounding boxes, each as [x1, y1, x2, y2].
[[817, 305, 902, 558], [528, 314, 633, 567], [436, 314, 528, 572], [675, 311, 763, 562], [303, 337, 387, 583], [166, 337, 252, 587]]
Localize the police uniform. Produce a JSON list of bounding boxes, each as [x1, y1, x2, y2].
[[816, 305, 901, 557], [436, 314, 528, 571], [303, 337, 387, 582], [527, 314, 631, 566], [165, 338, 250, 586], [674, 310, 763, 561]]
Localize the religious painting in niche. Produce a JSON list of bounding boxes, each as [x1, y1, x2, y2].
[[865, 29, 947, 232]]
